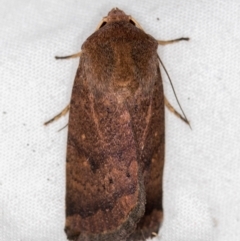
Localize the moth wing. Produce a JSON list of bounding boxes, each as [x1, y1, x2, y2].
[[126, 65, 164, 240], [65, 60, 146, 241], [65, 19, 164, 241]]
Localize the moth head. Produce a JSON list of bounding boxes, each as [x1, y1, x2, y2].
[[97, 8, 139, 29]]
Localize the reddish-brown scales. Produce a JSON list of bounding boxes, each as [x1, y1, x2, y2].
[[65, 8, 164, 241]]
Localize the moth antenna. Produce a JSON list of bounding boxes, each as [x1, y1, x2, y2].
[[58, 124, 68, 132], [158, 56, 191, 129]]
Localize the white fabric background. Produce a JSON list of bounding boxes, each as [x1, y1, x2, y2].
[[1, 0, 240, 240]]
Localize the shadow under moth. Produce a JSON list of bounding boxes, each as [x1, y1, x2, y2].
[[45, 7, 189, 241]]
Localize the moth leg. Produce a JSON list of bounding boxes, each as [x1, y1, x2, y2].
[[158, 37, 189, 45], [164, 96, 191, 127], [44, 104, 70, 125], [55, 52, 82, 60]]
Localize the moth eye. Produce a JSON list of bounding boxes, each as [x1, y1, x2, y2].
[[129, 19, 136, 26], [99, 22, 107, 28]]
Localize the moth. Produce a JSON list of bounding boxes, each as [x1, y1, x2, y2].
[[45, 7, 189, 241]]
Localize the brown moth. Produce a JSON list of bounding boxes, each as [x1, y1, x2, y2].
[[46, 7, 189, 241], [65, 9, 164, 241]]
